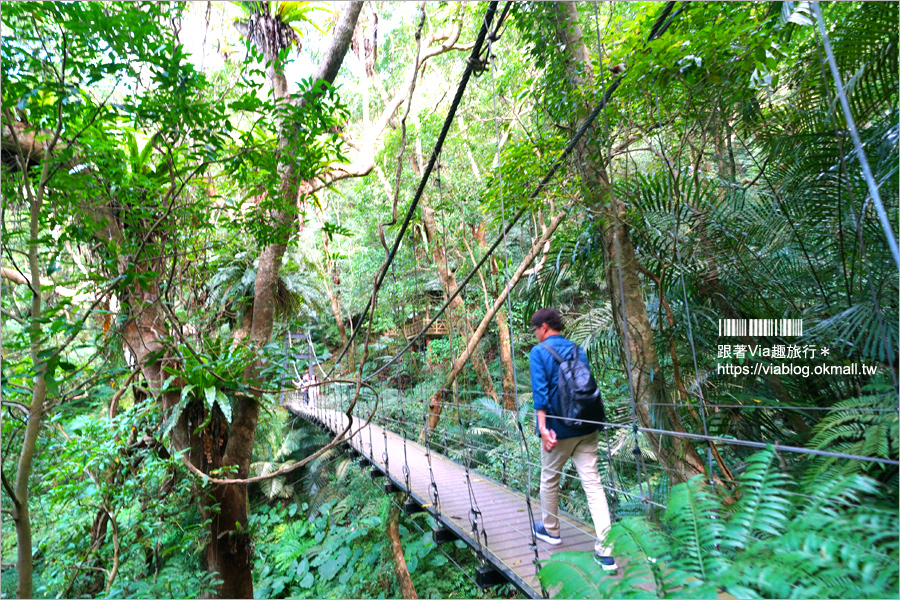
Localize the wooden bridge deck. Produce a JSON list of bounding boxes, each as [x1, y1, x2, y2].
[[285, 394, 611, 599]]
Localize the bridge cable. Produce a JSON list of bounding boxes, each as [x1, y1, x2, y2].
[[435, 155, 490, 566], [386, 234, 413, 496], [410, 232, 443, 519], [367, 72, 627, 383], [485, 26, 544, 592], [407, 223, 439, 512], [809, 2, 898, 390], [325, 1, 501, 380]]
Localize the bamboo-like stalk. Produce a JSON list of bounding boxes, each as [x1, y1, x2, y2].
[[420, 212, 565, 441]]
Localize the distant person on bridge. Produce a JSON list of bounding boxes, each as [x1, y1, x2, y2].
[[529, 307, 617, 572], [300, 373, 311, 405], [309, 374, 320, 404]]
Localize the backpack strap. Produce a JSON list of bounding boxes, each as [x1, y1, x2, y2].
[[539, 342, 567, 364], [570, 344, 585, 363]]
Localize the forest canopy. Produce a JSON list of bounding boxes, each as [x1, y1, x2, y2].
[[1, 2, 897, 599]]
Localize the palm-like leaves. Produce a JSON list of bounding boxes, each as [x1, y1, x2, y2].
[[566, 303, 618, 361], [250, 458, 298, 499], [804, 388, 899, 488], [232, 1, 323, 57], [207, 248, 328, 325]]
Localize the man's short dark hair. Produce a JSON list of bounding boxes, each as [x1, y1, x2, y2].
[[531, 307, 564, 332]]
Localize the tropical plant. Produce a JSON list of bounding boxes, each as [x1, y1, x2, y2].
[[803, 383, 899, 492], [538, 448, 899, 599]]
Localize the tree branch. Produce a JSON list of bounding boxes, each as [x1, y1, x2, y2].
[[303, 11, 474, 196], [0, 307, 26, 326], [0, 470, 20, 511], [309, 2, 364, 91], [1, 401, 30, 416], [1, 267, 29, 286]]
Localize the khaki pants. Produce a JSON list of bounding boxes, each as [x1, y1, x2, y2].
[[540, 430, 613, 555]]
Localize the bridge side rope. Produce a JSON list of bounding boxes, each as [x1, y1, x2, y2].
[[485, 24, 545, 593], [436, 155, 491, 570], [385, 494, 482, 589], [391, 260, 413, 496]]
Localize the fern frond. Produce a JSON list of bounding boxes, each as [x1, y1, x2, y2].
[[602, 516, 686, 599], [663, 476, 727, 583], [722, 448, 792, 551]]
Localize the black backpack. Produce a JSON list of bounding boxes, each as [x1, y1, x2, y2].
[[539, 342, 605, 429]]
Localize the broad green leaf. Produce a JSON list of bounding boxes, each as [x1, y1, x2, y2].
[[297, 572, 314, 589], [216, 389, 232, 422], [318, 558, 342, 581], [203, 386, 217, 410], [537, 552, 606, 599]]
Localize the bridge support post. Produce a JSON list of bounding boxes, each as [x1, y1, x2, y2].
[[432, 523, 459, 544], [403, 499, 424, 515], [370, 468, 386, 479], [475, 564, 506, 589]]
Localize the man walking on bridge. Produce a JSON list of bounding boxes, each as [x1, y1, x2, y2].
[[529, 307, 617, 571]]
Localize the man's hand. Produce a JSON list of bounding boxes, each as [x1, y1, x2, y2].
[[540, 427, 557, 452]]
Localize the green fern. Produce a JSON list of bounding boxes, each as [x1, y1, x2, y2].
[[604, 517, 685, 598], [540, 448, 900, 599], [803, 389, 899, 490], [270, 520, 315, 574], [664, 477, 726, 584], [722, 450, 792, 551]]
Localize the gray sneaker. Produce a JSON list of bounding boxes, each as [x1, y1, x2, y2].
[[532, 522, 561, 545], [594, 554, 618, 571]]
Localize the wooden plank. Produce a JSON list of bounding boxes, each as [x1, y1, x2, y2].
[[286, 399, 622, 599]]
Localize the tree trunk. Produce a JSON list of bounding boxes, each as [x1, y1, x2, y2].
[[496, 308, 517, 411], [473, 225, 517, 411], [203, 7, 362, 596], [463, 312, 500, 405], [328, 284, 350, 350], [417, 175, 498, 406], [11, 179, 49, 600], [387, 497, 418, 599], [421, 213, 565, 442], [323, 236, 352, 367], [327, 266, 349, 349], [553, 2, 712, 484]]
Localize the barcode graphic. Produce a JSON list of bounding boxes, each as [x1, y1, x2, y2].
[[718, 319, 803, 337]]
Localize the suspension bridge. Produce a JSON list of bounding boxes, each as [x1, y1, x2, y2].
[[273, 2, 898, 598], [285, 392, 605, 598]]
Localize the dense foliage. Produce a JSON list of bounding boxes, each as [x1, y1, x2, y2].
[[2, 1, 896, 599]]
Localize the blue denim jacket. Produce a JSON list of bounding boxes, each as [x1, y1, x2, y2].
[[529, 334, 599, 440]]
